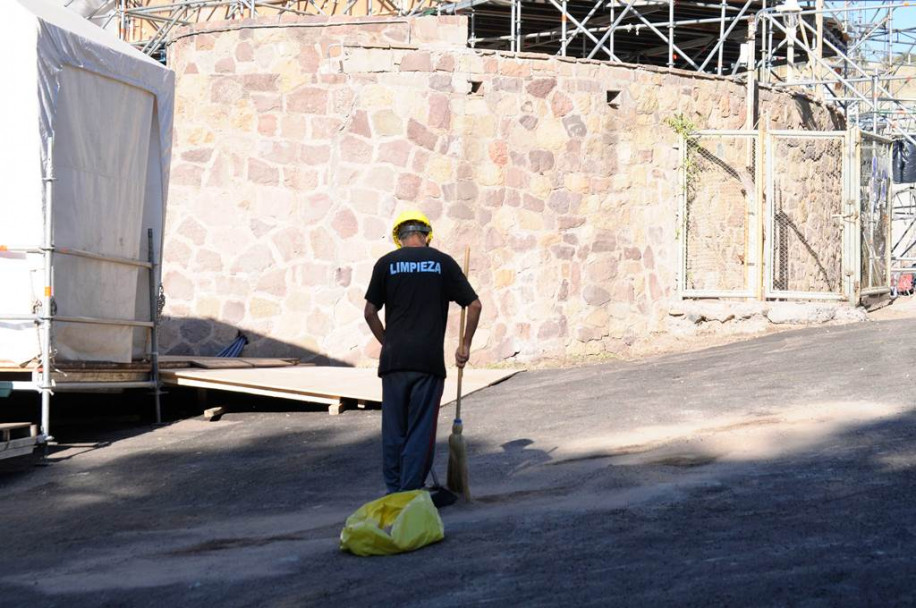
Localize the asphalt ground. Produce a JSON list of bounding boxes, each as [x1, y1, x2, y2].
[[1, 317, 916, 606]]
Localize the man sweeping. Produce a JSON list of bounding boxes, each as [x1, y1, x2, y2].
[[364, 210, 482, 497]]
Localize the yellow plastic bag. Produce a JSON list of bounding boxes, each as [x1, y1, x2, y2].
[[339, 490, 444, 556]]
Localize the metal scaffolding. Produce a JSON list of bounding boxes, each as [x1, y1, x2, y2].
[[437, 2, 916, 138], [0, 238, 164, 445], [100, 2, 916, 137], [0, 142, 163, 444], [97, 0, 435, 60], [891, 183, 916, 290], [451, 0, 771, 71], [92, 1, 916, 288]]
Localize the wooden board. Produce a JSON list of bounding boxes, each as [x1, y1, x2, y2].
[[0, 357, 299, 376], [175, 377, 341, 406], [0, 423, 38, 458], [0, 423, 34, 433], [47, 371, 150, 383], [0, 360, 38, 372], [0, 436, 39, 460], [161, 366, 521, 414], [158, 356, 300, 370], [1, 357, 298, 372], [1, 360, 153, 372]]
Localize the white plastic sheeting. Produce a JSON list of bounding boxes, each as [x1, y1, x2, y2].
[[0, 0, 174, 364]]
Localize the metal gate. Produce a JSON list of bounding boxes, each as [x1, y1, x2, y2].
[[679, 131, 759, 298], [891, 186, 916, 292], [765, 131, 846, 300], [679, 128, 892, 303], [858, 133, 893, 296]]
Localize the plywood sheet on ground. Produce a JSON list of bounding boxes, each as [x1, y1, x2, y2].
[[158, 357, 300, 370], [161, 366, 521, 405]]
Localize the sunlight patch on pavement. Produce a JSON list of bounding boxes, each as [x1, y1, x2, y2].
[[552, 401, 908, 465]]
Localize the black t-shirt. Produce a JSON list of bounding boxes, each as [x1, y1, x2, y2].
[[365, 246, 478, 378]]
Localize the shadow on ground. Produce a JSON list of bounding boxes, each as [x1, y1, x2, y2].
[[0, 319, 357, 456], [1, 319, 916, 606], [159, 317, 360, 364]]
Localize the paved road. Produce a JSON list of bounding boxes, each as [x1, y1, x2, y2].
[[2, 319, 915, 606]]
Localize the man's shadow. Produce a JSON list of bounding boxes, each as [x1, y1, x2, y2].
[[501, 438, 555, 473]]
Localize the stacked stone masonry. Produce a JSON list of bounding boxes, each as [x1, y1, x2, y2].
[[161, 15, 844, 365]]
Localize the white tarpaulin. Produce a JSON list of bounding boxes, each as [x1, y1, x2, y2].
[[0, 0, 174, 364]]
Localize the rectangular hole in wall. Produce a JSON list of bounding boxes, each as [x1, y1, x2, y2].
[[469, 80, 483, 96], [606, 90, 621, 107]]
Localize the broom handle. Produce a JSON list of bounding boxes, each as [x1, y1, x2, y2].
[[456, 246, 469, 420]]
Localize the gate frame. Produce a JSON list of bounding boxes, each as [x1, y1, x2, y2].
[[855, 129, 894, 302], [678, 129, 762, 300], [764, 129, 849, 302], [679, 127, 893, 305]]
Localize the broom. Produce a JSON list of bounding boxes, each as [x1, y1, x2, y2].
[[447, 246, 471, 502]]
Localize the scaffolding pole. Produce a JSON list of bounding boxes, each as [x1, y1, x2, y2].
[[40, 137, 55, 442], [148, 228, 162, 425]]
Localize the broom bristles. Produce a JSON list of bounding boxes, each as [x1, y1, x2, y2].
[[447, 422, 471, 501]]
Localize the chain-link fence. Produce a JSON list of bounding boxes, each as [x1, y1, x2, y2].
[[766, 133, 845, 299], [680, 129, 891, 303], [680, 132, 757, 297], [860, 134, 892, 294]]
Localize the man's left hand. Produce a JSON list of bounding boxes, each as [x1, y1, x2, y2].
[[455, 345, 469, 368]]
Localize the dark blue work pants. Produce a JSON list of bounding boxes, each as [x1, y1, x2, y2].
[[381, 371, 445, 493]]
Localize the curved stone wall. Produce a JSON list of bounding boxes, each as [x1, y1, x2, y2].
[[161, 15, 843, 365]]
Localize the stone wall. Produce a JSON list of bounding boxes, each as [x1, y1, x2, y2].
[[160, 15, 844, 365]]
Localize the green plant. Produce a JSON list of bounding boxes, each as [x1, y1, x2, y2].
[[664, 113, 696, 138], [665, 113, 699, 199]]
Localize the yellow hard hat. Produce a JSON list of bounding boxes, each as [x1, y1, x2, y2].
[[391, 210, 433, 248]]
